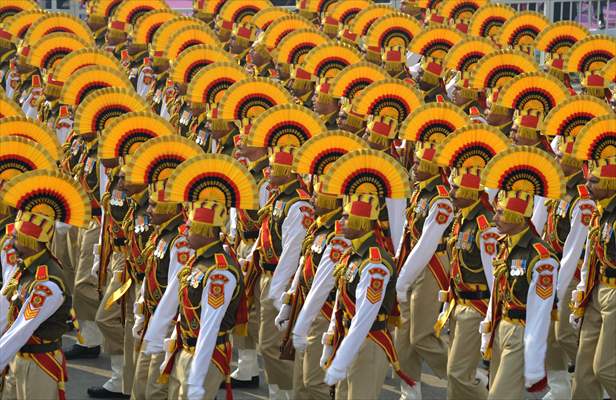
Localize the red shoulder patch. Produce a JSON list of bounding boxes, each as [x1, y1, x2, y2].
[[35, 265, 49, 281], [6, 223, 15, 236], [369, 247, 381, 263], [476, 214, 490, 231], [577, 185, 590, 199], [214, 253, 228, 267], [532, 243, 550, 259], [297, 189, 311, 200], [436, 185, 449, 197], [335, 220, 343, 235]]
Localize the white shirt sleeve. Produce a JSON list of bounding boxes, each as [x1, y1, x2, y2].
[[576, 235, 592, 296], [0, 281, 64, 370], [557, 199, 594, 303], [143, 267, 183, 353], [524, 257, 558, 387], [531, 196, 548, 236], [328, 263, 390, 374], [386, 198, 407, 257], [479, 227, 500, 293], [0, 250, 18, 334], [268, 201, 312, 309], [293, 239, 349, 339], [186, 269, 237, 387], [396, 199, 454, 300]]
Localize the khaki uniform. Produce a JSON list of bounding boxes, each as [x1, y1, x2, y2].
[[488, 320, 526, 400], [572, 195, 616, 399], [95, 251, 125, 355], [72, 222, 101, 322]]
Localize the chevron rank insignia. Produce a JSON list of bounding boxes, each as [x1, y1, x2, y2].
[[367, 277, 384, 304], [536, 273, 553, 300], [208, 282, 225, 309], [24, 284, 52, 320]]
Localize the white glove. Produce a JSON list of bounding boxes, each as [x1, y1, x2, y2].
[[274, 303, 291, 332], [143, 340, 164, 355], [90, 244, 101, 278], [320, 343, 333, 368], [292, 333, 308, 352], [569, 313, 582, 330], [324, 365, 346, 386], [480, 333, 490, 356], [187, 383, 205, 400], [132, 313, 145, 339], [396, 288, 408, 305]]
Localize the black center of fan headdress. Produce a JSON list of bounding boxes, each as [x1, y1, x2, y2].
[[1, 7, 20, 18], [510, 26, 540, 45], [267, 121, 310, 145], [422, 39, 454, 58], [452, 3, 479, 19], [343, 78, 372, 100], [186, 174, 237, 208], [581, 50, 613, 73], [344, 170, 391, 197], [361, 18, 379, 36], [42, 48, 71, 70], [289, 43, 315, 65], [128, 7, 152, 25], [185, 60, 212, 83], [237, 94, 276, 119], [204, 78, 234, 104], [234, 6, 259, 22], [320, 0, 337, 13], [312, 149, 346, 175], [590, 134, 616, 159], [0, 156, 35, 174], [561, 113, 594, 136], [47, 27, 71, 34], [514, 88, 554, 113], [500, 166, 547, 197], [481, 18, 506, 37], [418, 120, 456, 142], [145, 155, 185, 182], [146, 22, 164, 43], [18, 190, 68, 221], [178, 40, 203, 55], [381, 28, 413, 48], [486, 66, 522, 89], [370, 96, 409, 124], [117, 130, 156, 157], [458, 52, 483, 73], [546, 37, 576, 54], [340, 10, 360, 25], [78, 83, 111, 105], [315, 58, 349, 78], [93, 105, 131, 133], [451, 143, 494, 168]]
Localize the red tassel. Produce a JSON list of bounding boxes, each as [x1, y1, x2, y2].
[[225, 380, 233, 400], [396, 369, 416, 387]]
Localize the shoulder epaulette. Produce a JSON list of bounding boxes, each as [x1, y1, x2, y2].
[[369, 247, 382, 263], [6, 223, 15, 236], [532, 243, 550, 259], [476, 214, 490, 231], [334, 220, 343, 236], [436, 185, 449, 197], [214, 253, 228, 268], [35, 265, 49, 281], [577, 184, 590, 200], [297, 188, 311, 200]]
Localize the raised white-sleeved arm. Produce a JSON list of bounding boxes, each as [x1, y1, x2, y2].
[[268, 201, 312, 310], [325, 264, 390, 382], [293, 240, 349, 339], [0, 281, 64, 370], [386, 198, 407, 256], [524, 257, 558, 387], [557, 199, 594, 303], [478, 227, 500, 293], [396, 199, 454, 302], [186, 270, 236, 390], [531, 196, 548, 236], [0, 247, 18, 334]]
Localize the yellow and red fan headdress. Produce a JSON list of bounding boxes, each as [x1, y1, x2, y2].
[[22, 12, 93, 46], [295, 40, 362, 82], [164, 153, 259, 209], [169, 44, 234, 86], [573, 115, 616, 161], [351, 78, 424, 125], [21, 32, 90, 71], [491, 71, 569, 117], [150, 16, 206, 62], [216, 0, 271, 33], [193, 0, 227, 23], [339, 4, 396, 45], [110, 0, 169, 27], [539, 95, 614, 138], [164, 24, 220, 62], [73, 88, 148, 136], [399, 102, 469, 143], [428, 0, 487, 33], [534, 20, 589, 56], [467, 3, 515, 39], [326, 61, 389, 102], [362, 13, 422, 60], [469, 49, 539, 90], [293, 130, 369, 176], [2, 9, 46, 40], [216, 77, 294, 123], [86, 0, 123, 26], [496, 11, 549, 50], [0, 93, 24, 119], [185, 62, 249, 106], [565, 34, 616, 74], [51, 47, 123, 86], [322, 0, 372, 37], [98, 111, 177, 161], [408, 23, 464, 60], [257, 14, 315, 54], [249, 7, 293, 31], [435, 124, 510, 167], [296, 0, 338, 19], [601, 58, 616, 84], [0, 169, 91, 228], [443, 35, 497, 74], [0, 0, 38, 23], [245, 104, 326, 148], [274, 29, 329, 75], [0, 136, 56, 183], [123, 135, 204, 185], [58, 65, 133, 107], [321, 148, 412, 198], [131, 9, 179, 50], [0, 116, 62, 160]]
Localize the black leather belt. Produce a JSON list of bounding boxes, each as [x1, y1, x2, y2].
[[113, 238, 126, 246], [20, 340, 61, 354], [261, 263, 276, 272], [241, 231, 259, 240], [92, 207, 102, 217], [506, 308, 526, 320], [184, 332, 229, 347], [457, 290, 490, 300], [602, 266, 616, 278]]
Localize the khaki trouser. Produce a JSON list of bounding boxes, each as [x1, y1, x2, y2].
[[14, 352, 64, 400], [556, 276, 579, 364], [73, 222, 100, 321], [233, 272, 260, 351], [395, 259, 448, 380], [95, 252, 125, 355], [292, 313, 330, 400], [168, 349, 224, 400], [258, 273, 294, 389], [488, 320, 525, 400], [572, 283, 616, 400], [131, 351, 167, 400], [1, 360, 17, 400], [342, 338, 389, 400], [447, 305, 488, 400], [50, 225, 79, 294], [122, 282, 137, 393]]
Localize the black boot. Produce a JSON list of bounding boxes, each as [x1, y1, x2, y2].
[[220, 375, 260, 389], [87, 386, 129, 399], [64, 344, 101, 360]]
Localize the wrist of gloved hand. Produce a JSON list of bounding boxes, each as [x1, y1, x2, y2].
[[292, 333, 308, 351], [324, 365, 346, 386]]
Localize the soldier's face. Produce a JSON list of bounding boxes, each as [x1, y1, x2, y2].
[[449, 185, 474, 210], [340, 214, 364, 239], [588, 176, 614, 200], [494, 206, 525, 235]]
